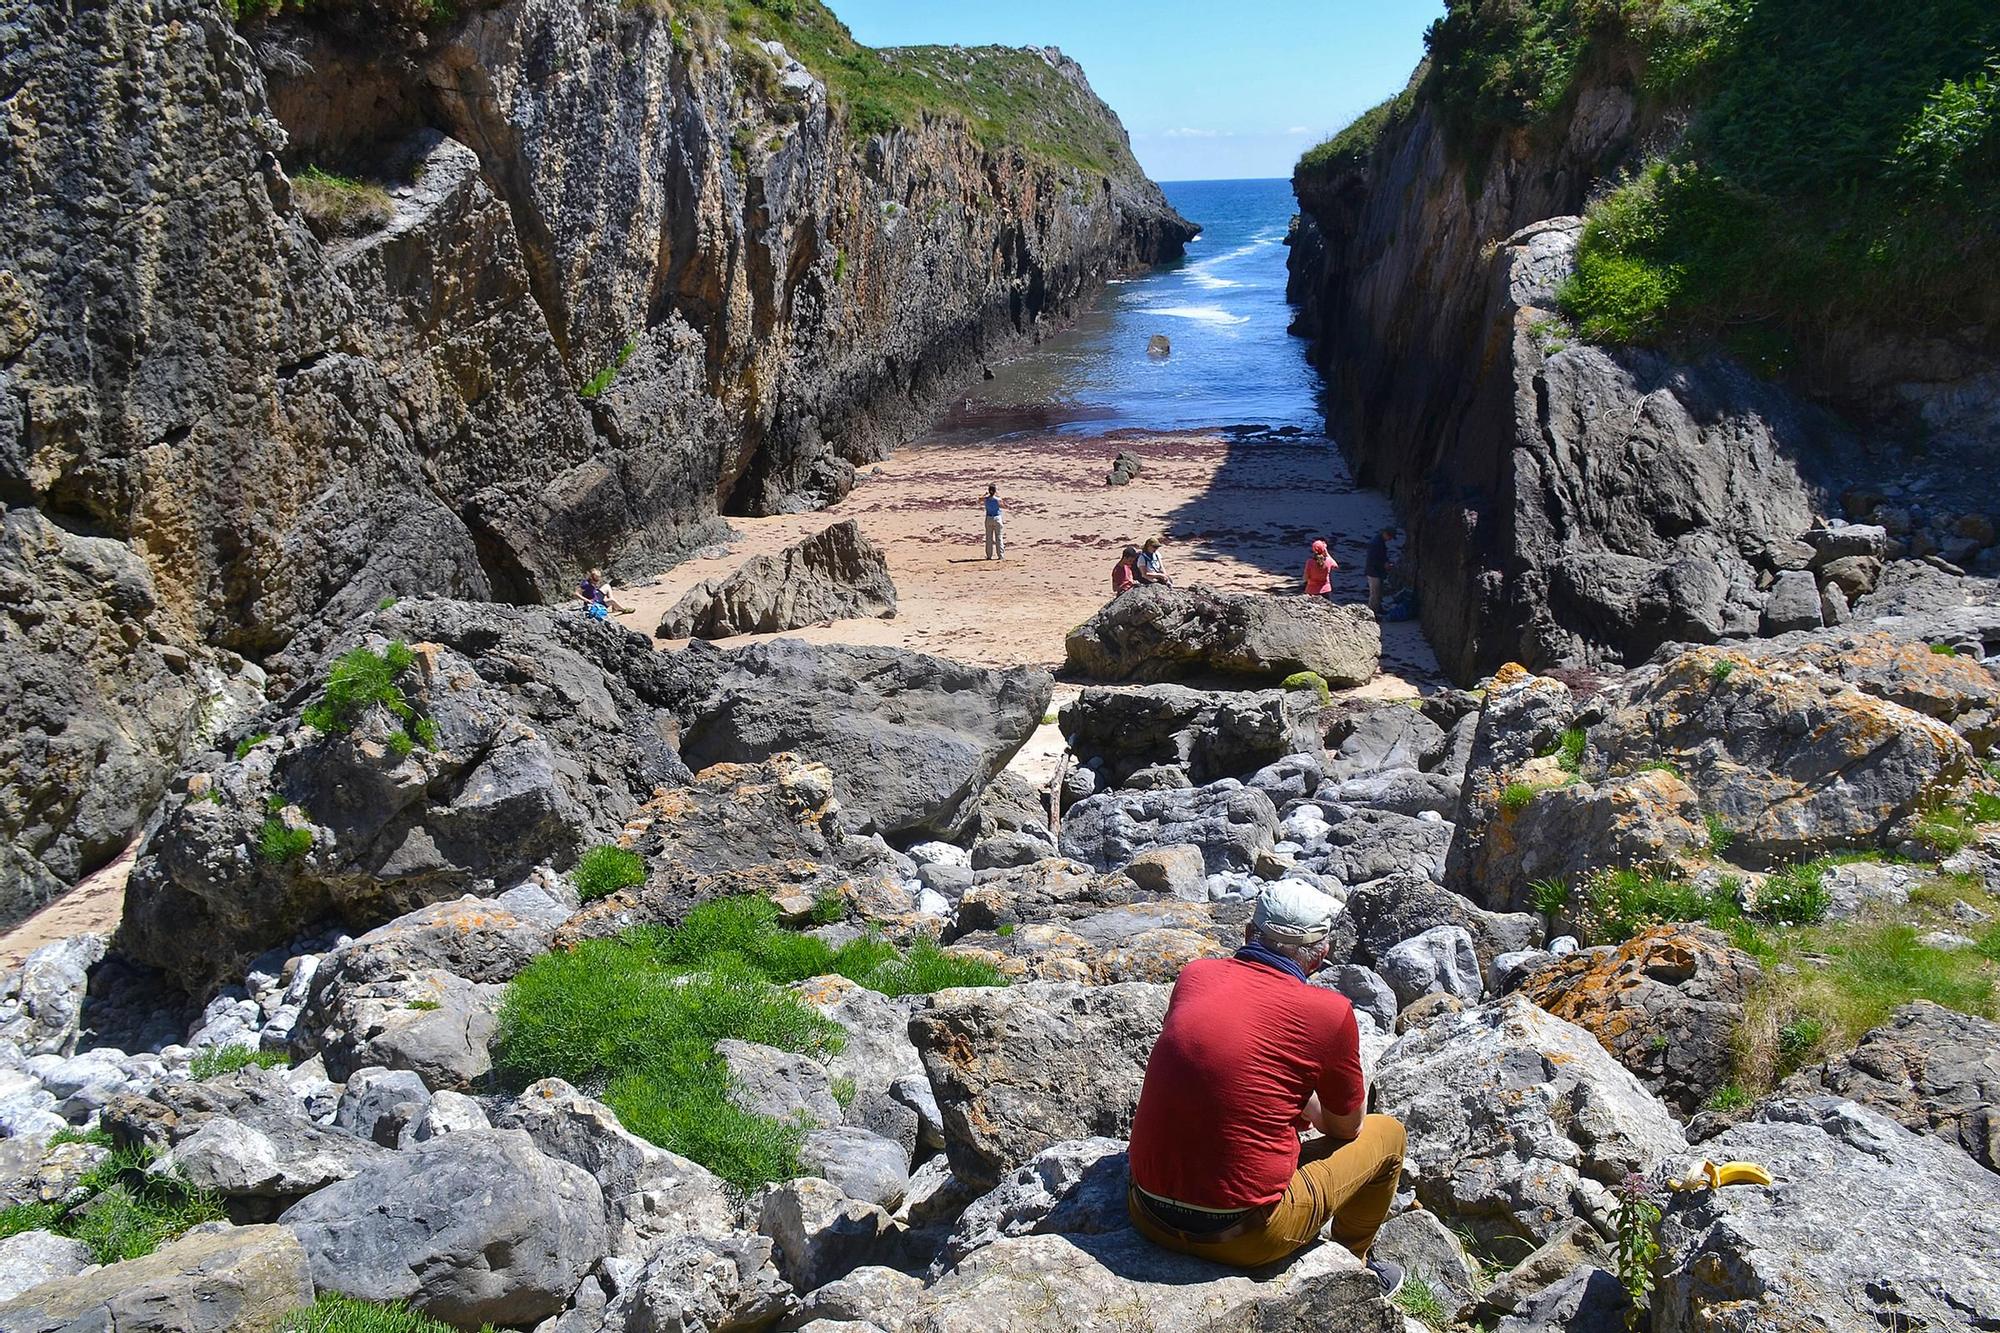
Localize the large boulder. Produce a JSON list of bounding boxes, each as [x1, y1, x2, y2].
[[1059, 780, 1280, 874], [0, 1230, 93, 1303], [677, 638, 1051, 841], [1656, 1099, 2000, 1333], [0, 1224, 313, 1333], [290, 945, 502, 1088], [1308, 808, 1456, 887], [1456, 770, 1707, 915], [866, 1138, 1400, 1330], [0, 935, 108, 1057], [1442, 666, 1578, 902], [1064, 585, 1380, 685], [1371, 996, 1687, 1247], [1776, 1002, 2000, 1172], [948, 899, 1241, 986], [1346, 873, 1542, 981], [908, 980, 1169, 1190], [1729, 623, 2000, 748], [149, 1111, 391, 1211], [1058, 684, 1324, 786], [1519, 926, 1762, 1117], [1589, 647, 1974, 865], [659, 519, 897, 638], [282, 1128, 608, 1327]]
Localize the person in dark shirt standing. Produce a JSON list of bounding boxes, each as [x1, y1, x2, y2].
[[1126, 881, 1407, 1290], [983, 485, 1005, 561], [1364, 527, 1396, 615]]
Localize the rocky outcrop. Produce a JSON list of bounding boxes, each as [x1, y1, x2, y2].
[[1058, 683, 1325, 787], [0, 0, 1188, 913], [1064, 586, 1380, 685], [1656, 1099, 2000, 1333], [1286, 45, 1995, 683], [1519, 926, 1762, 1117], [658, 520, 897, 639], [0, 1224, 314, 1333]]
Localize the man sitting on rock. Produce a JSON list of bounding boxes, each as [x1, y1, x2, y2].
[[1126, 881, 1406, 1292]]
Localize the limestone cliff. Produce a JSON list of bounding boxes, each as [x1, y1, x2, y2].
[[1286, 16, 1998, 683], [0, 0, 1190, 916]]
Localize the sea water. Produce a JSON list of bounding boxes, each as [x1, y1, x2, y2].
[[935, 177, 1325, 438]]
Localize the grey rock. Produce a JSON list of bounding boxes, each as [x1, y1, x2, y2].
[[1371, 1209, 1478, 1311], [534, 1232, 791, 1333], [756, 1176, 898, 1293], [1060, 780, 1280, 875], [1456, 769, 1706, 915], [1492, 949, 1556, 993], [1817, 859, 1919, 921], [0, 1230, 93, 1303], [792, 1265, 928, 1327], [1312, 809, 1455, 887], [1313, 964, 1399, 1031], [1806, 521, 1890, 564], [1326, 705, 1448, 778], [282, 1128, 608, 1327], [333, 1067, 432, 1146], [1060, 685, 1324, 787], [916, 863, 974, 901], [328, 894, 557, 984], [909, 979, 1169, 1189], [678, 639, 1051, 841], [1124, 762, 1193, 790], [717, 1039, 842, 1128], [1656, 1098, 2000, 1333], [1371, 996, 1687, 1247], [799, 1125, 910, 1210], [1777, 1002, 2000, 1172], [152, 1113, 389, 1204], [0, 936, 108, 1058], [1379, 926, 1484, 1008], [398, 1088, 490, 1145], [0, 1224, 313, 1333], [1471, 1219, 1611, 1323], [1494, 1266, 1630, 1333], [1248, 753, 1326, 804], [1065, 585, 1381, 685], [934, 1136, 1130, 1273], [1122, 844, 1210, 902], [293, 955, 501, 1088], [1346, 873, 1542, 982], [1761, 569, 1823, 634], [969, 832, 1047, 872], [1326, 769, 1461, 818], [494, 1078, 735, 1252], [660, 520, 897, 638]]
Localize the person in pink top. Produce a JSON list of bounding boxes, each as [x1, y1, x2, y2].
[[1304, 539, 1338, 597], [1112, 546, 1141, 597]]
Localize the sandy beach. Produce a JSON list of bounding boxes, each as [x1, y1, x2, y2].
[[619, 428, 1440, 686]]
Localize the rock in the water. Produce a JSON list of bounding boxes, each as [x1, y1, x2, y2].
[[0, 1224, 313, 1333], [1656, 1098, 2000, 1333], [1519, 925, 1761, 1117], [1060, 779, 1280, 875], [1371, 996, 1687, 1247], [1065, 585, 1380, 685], [909, 980, 1169, 1189], [658, 520, 897, 639], [1145, 335, 1171, 359], [1776, 1002, 2000, 1172], [1059, 684, 1324, 786], [678, 639, 1051, 841], [281, 1128, 608, 1327]]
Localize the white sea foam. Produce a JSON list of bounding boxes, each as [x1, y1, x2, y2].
[[1187, 273, 1242, 289], [1142, 304, 1252, 326]]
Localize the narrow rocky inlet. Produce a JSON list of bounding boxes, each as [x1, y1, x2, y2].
[[2, 2, 1998, 1332]]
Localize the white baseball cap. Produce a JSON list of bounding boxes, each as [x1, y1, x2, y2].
[[1252, 880, 1338, 946]]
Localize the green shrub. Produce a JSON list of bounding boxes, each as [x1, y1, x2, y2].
[[233, 732, 271, 761], [258, 819, 314, 864], [377, 595, 399, 611], [829, 1075, 857, 1110], [188, 1045, 288, 1080], [292, 166, 395, 234], [1297, 83, 1418, 178], [1757, 861, 1831, 926], [1393, 1273, 1451, 1328], [1577, 867, 1745, 944], [573, 845, 648, 902], [995, 922, 1016, 937], [1931, 642, 1961, 656], [1500, 782, 1542, 813], [809, 890, 846, 926], [1279, 670, 1332, 702], [1703, 1080, 1752, 1112], [388, 732, 415, 758], [411, 717, 439, 749], [1530, 877, 1572, 917], [1709, 658, 1736, 685], [1552, 727, 1587, 774], [282, 1293, 496, 1333], [0, 1201, 60, 1239], [301, 643, 417, 736]]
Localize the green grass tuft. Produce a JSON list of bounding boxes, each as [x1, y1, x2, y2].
[[282, 1293, 500, 1333], [0, 1144, 224, 1264], [573, 845, 649, 902], [1709, 658, 1737, 685], [1757, 860, 1832, 926], [580, 338, 638, 399], [493, 896, 1002, 1189], [1703, 1080, 1753, 1112], [188, 1046, 288, 1080], [1705, 812, 1735, 857], [1500, 781, 1544, 813], [1279, 670, 1332, 702], [1931, 642, 1960, 656], [1530, 877, 1572, 917], [301, 642, 418, 736], [258, 818, 314, 864], [233, 732, 271, 761], [1392, 1273, 1451, 1327]]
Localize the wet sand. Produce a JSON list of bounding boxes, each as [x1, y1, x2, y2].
[[619, 428, 1440, 686]]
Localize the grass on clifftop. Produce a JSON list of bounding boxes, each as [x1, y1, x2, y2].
[[0, 1142, 224, 1265], [669, 1, 1138, 175], [493, 896, 1002, 1189]]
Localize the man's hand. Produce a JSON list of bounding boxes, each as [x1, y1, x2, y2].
[[1299, 1090, 1367, 1142]]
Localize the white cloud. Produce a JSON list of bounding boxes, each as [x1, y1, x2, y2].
[[1162, 127, 1229, 139], [1285, 125, 1312, 135]]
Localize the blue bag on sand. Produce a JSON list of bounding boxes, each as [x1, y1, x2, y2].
[[587, 602, 610, 621], [1383, 591, 1417, 622]]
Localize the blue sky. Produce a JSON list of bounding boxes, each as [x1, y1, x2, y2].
[[831, 0, 1440, 181]]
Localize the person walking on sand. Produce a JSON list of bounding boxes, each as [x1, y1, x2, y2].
[[1112, 546, 1142, 597], [983, 484, 1005, 560], [1365, 527, 1395, 615], [1303, 540, 1338, 598], [1136, 536, 1173, 587]]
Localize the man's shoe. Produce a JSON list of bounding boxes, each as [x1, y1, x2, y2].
[[1367, 1256, 1405, 1298]]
